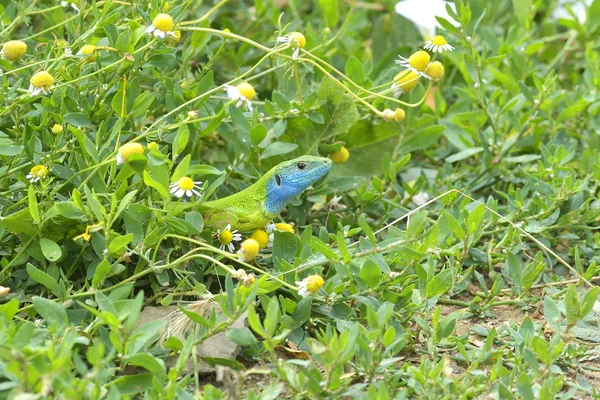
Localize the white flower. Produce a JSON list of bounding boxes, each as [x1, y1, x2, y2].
[[224, 82, 256, 111], [27, 165, 49, 183], [145, 13, 177, 39], [61, 1, 80, 12], [296, 275, 324, 297], [276, 32, 306, 60], [169, 176, 203, 198], [423, 35, 454, 53], [217, 224, 242, 253], [64, 48, 73, 58], [394, 0, 459, 39], [412, 192, 430, 207]]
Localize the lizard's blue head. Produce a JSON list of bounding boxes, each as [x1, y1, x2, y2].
[[264, 156, 332, 215]]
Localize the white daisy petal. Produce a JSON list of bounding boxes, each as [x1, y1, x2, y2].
[[175, 188, 185, 198]]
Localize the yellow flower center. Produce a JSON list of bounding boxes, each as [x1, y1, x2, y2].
[[30, 165, 48, 178], [2, 40, 27, 61], [177, 176, 194, 190], [153, 13, 173, 32], [331, 146, 350, 164], [147, 142, 159, 151], [431, 35, 448, 46], [251, 229, 269, 249], [240, 239, 260, 262], [289, 32, 306, 48], [395, 108, 406, 122], [80, 45, 96, 55], [394, 71, 419, 93], [51, 124, 63, 134], [426, 61, 445, 82], [236, 82, 256, 100], [220, 229, 233, 245], [408, 50, 430, 72], [275, 223, 294, 233], [118, 142, 144, 163], [30, 71, 55, 89], [306, 275, 324, 293]]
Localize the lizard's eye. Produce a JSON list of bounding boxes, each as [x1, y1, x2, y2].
[[275, 174, 282, 186], [296, 162, 306, 170]]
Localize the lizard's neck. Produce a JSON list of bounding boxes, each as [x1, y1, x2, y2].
[[262, 171, 308, 215]]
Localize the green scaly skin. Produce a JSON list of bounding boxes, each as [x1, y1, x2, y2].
[[201, 156, 332, 231]]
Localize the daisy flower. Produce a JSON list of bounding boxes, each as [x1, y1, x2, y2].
[[64, 48, 73, 58], [169, 176, 203, 199], [276, 31, 306, 60], [237, 239, 260, 262], [423, 35, 454, 53], [217, 224, 242, 253], [146, 13, 177, 39], [51, 124, 63, 134], [296, 275, 325, 297], [116, 142, 144, 165], [29, 71, 55, 96], [224, 82, 256, 111], [27, 165, 49, 183], [396, 50, 431, 78], [1, 40, 27, 62]]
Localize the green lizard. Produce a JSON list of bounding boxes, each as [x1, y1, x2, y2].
[[201, 156, 332, 231]]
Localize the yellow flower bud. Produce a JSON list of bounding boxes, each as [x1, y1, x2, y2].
[[1, 40, 27, 62], [51, 124, 63, 134], [330, 146, 350, 164], [238, 239, 260, 262], [408, 50, 430, 72], [251, 229, 269, 249], [426, 61, 445, 82], [117, 142, 144, 165], [394, 108, 406, 122]]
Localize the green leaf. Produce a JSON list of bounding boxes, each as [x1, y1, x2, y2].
[[272, 231, 297, 262], [359, 259, 383, 288], [580, 287, 600, 319], [261, 142, 298, 159], [127, 353, 166, 376], [564, 285, 580, 326], [426, 269, 453, 298], [345, 56, 365, 84], [507, 252, 523, 295], [290, 297, 312, 330], [28, 185, 40, 225], [226, 327, 258, 348], [543, 295, 561, 333], [39, 238, 62, 262], [229, 104, 251, 133], [400, 125, 444, 154], [64, 113, 95, 129], [108, 233, 134, 255], [32, 296, 68, 329], [249, 124, 267, 146], [92, 258, 112, 288], [143, 170, 170, 200], [26, 263, 65, 299], [318, 0, 340, 27]]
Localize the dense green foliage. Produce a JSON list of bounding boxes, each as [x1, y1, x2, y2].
[[1, 0, 600, 398]]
